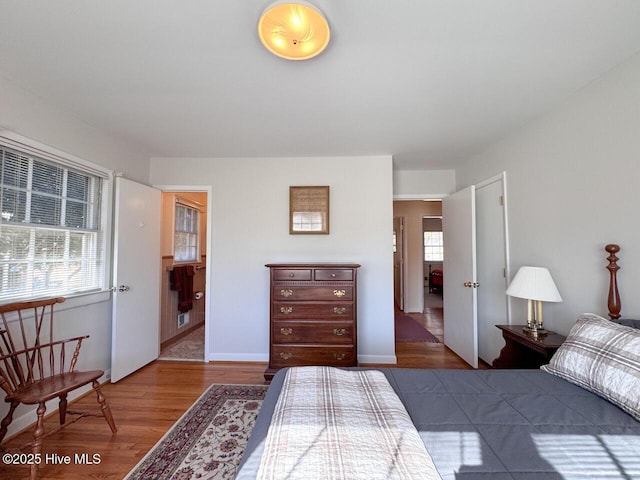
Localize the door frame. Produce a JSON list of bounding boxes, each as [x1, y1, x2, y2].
[[475, 172, 511, 364], [154, 184, 213, 362], [475, 172, 511, 324]]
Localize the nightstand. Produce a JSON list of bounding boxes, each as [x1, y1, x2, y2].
[[492, 325, 566, 369]]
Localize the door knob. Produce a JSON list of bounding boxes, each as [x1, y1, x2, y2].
[[463, 281, 480, 288], [118, 285, 131, 292]]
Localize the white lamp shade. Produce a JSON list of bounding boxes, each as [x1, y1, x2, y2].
[[506, 266, 562, 302]]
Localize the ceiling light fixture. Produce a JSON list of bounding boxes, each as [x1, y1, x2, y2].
[[258, 1, 330, 61]]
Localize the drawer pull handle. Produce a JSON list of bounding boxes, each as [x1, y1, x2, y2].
[[280, 289, 293, 297], [280, 306, 293, 314], [333, 328, 347, 336], [280, 352, 293, 360], [331, 273, 336, 278], [289, 273, 295, 278], [333, 353, 347, 360], [333, 307, 347, 315], [333, 289, 346, 297], [280, 327, 293, 335]]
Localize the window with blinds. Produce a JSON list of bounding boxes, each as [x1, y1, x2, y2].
[[174, 202, 199, 262], [0, 146, 106, 302], [424, 231, 444, 261]]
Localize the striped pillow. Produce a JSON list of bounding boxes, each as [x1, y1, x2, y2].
[[542, 313, 640, 421]]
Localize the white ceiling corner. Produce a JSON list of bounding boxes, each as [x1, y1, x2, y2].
[[1, 0, 640, 170]]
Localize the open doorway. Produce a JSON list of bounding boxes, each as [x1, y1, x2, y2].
[[392, 200, 443, 345], [392, 200, 442, 313], [158, 190, 208, 361]]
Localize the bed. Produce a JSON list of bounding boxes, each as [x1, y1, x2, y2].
[[429, 266, 443, 294], [237, 245, 640, 479]]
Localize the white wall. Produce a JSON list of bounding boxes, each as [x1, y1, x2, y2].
[[150, 156, 396, 364], [0, 75, 150, 183], [0, 75, 151, 437], [456, 51, 640, 334], [393, 169, 456, 199]]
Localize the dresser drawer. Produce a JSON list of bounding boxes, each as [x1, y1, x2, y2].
[[315, 269, 353, 281], [273, 286, 353, 301], [273, 302, 354, 319], [271, 345, 356, 368], [265, 263, 360, 381], [272, 269, 312, 281], [273, 321, 353, 344]]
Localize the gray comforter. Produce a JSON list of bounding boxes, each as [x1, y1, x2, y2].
[[237, 368, 640, 479]]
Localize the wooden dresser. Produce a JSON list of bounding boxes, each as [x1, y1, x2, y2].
[[264, 263, 360, 381]]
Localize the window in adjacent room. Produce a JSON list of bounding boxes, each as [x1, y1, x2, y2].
[[174, 201, 199, 262], [0, 145, 107, 302], [424, 231, 444, 261]]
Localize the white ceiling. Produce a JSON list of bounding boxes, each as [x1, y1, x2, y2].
[[2, 0, 640, 170]]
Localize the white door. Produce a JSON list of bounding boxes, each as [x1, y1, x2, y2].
[[476, 174, 509, 364], [111, 177, 161, 382], [393, 216, 404, 310], [442, 185, 478, 368]]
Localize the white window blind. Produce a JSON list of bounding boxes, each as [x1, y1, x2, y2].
[[0, 146, 106, 302], [174, 202, 199, 262], [292, 211, 324, 232], [424, 231, 444, 261]]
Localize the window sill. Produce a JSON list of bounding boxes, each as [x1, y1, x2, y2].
[[53, 290, 111, 312]]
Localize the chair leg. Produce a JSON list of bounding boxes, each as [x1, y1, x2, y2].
[[92, 380, 117, 433], [0, 401, 19, 445], [30, 402, 47, 480], [59, 393, 68, 425]]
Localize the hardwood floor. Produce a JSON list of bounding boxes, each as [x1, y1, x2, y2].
[[1, 308, 471, 480], [394, 307, 478, 369], [1, 362, 267, 480]]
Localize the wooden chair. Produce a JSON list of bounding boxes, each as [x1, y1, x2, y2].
[[0, 297, 116, 479]]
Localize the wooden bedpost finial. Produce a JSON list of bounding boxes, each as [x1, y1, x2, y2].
[[605, 244, 620, 256], [605, 244, 621, 320]]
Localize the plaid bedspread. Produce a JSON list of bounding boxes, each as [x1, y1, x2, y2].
[[256, 366, 442, 480]]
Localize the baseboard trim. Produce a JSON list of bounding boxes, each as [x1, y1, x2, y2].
[[209, 353, 270, 362], [207, 353, 397, 364], [357, 354, 397, 364]]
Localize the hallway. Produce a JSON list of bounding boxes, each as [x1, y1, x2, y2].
[[394, 288, 487, 369]]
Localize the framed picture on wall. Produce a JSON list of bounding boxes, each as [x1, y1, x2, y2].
[[289, 186, 330, 234]]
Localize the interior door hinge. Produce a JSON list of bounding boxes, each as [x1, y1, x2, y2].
[[499, 195, 504, 206]]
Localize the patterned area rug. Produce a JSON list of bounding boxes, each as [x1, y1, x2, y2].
[[125, 384, 268, 480]]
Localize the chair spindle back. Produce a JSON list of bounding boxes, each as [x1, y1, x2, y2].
[[0, 297, 73, 396]]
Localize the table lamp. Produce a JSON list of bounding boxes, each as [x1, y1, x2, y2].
[[506, 266, 562, 336]]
